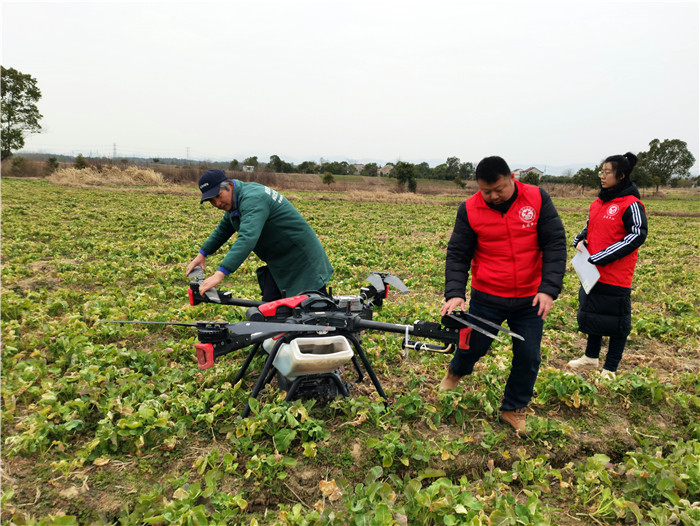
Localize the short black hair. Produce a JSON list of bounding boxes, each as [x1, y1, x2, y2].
[[475, 156, 511, 183], [603, 152, 638, 181]]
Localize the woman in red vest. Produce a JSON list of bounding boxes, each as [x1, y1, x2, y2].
[[568, 152, 648, 379]]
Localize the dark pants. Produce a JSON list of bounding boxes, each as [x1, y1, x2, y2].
[[448, 299, 543, 411], [259, 266, 327, 303], [260, 266, 283, 302], [585, 334, 627, 372]]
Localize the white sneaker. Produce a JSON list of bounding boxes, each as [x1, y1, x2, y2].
[[567, 355, 599, 368], [600, 369, 616, 380]]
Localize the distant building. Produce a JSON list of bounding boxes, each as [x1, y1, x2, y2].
[[379, 164, 394, 176], [513, 167, 543, 180], [352, 163, 365, 174], [242, 165, 254, 173]]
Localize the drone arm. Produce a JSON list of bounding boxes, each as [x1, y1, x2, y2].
[[353, 317, 471, 352], [189, 283, 263, 307]]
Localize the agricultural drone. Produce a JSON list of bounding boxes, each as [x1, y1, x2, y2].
[[101, 268, 520, 417]]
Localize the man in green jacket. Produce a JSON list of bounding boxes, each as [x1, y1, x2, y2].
[[186, 169, 333, 301]]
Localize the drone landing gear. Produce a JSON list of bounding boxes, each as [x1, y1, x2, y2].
[[237, 332, 388, 418]]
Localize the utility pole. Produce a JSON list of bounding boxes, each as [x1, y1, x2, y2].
[[113, 143, 117, 159]]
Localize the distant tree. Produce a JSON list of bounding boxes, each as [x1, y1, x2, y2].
[[361, 162, 378, 177], [320, 160, 350, 175], [459, 161, 475, 181], [268, 154, 295, 173], [541, 173, 574, 185], [152, 158, 160, 163], [297, 161, 320, 174], [322, 172, 335, 186], [431, 157, 473, 181], [572, 166, 600, 191], [445, 157, 461, 180], [268, 155, 282, 172], [1, 66, 43, 160], [636, 139, 696, 192], [520, 171, 541, 186], [46, 156, 59, 172], [74, 154, 88, 170], [453, 175, 466, 189], [415, 161, 432, 179], [393, 161, 416, 192], [432, 163, 447, 180], [408, 175, 417, 193], [11, 156, 26, 175], [243, 156, 259, 168], [229, 159, 240, 170]]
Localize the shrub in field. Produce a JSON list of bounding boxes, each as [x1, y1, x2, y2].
[[534, 368, 599, 408], [565, 442, 700, 524], [49, 165, 164, 186]]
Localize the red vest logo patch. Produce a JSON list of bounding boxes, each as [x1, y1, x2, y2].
[[519, 206, 536, 223], [606, 204, 620, 216]]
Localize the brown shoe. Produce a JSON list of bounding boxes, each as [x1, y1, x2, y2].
[[439, 370, 461, 391], [500, 408, 528, 434]]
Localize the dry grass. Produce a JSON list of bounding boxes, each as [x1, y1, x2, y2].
[[49, 166, 165, 187], [333, 189, 430, 203], [0, 158, 51, 178]]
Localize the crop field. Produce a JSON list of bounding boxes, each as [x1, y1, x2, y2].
[[1, 178, 699, 525]]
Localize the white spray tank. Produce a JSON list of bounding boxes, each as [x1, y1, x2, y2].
[[263, 335, 354, 380]]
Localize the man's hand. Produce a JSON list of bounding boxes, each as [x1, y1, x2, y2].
[[440, 297, 466, 317], [186, 253, 206, 276], [532, 292, 554, 320], [575, 240, 586, 252], [198, 271, 226, 295]]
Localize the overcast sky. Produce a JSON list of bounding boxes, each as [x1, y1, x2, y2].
[[3, 0, 699, 174]]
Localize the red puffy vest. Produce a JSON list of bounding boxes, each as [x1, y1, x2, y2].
[[465, 181, 543, 298], [587, 195, 644, 288]]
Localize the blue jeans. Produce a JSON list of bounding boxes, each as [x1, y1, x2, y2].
[[448, 299, 544, 411]]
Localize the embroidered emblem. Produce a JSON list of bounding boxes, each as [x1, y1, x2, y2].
[[607, 204, 620, 216], [519, 206, 537, 223]]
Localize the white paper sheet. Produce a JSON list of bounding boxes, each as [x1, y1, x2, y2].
[[572, 245, 600, 294]]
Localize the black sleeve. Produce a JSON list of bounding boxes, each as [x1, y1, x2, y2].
[[573, 220, 589, 248], [444, 202, 477, 300], [589, 201, 648, 266], [536, 189, 567, 299]]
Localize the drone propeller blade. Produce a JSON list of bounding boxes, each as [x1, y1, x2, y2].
[[383, 274, 409, 294], [226, 321, 335, 336], [98, 320, 200, 327], [366, 273, 386, 294], [446, 313, 503, 342], [458, 311, 525, 341]]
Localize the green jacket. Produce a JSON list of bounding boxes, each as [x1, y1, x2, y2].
[[200, 180, 333, 295]]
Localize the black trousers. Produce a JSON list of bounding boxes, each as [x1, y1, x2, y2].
[[258, 266, 327, 302]]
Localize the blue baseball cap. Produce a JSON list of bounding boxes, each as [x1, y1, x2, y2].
[[198, 169, 228, 203]]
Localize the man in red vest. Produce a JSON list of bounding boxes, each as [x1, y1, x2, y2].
[[439, 156, 567, 435]]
